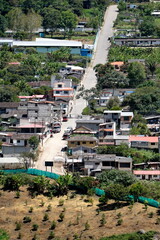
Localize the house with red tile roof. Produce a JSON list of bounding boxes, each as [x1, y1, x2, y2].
[[133, 170, 160, 180], [129, 135, 159, 150], [110, 61, 124, 70]]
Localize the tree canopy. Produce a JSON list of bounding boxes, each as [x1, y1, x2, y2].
[[122, 85, 160, 115]]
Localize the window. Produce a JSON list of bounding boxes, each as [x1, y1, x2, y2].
[[17, 140, 20, 143], [10, 139, 13, 144], [136, 175, 140, 177], [58, 84, 62, 88], [77, 142, 80, 145], [84, 150, 87, 153], [102, 161, 115, 167], [95, 162, 99, 165], [123, 116, 129, 121], [153, 175, 157, 177], [82, 141, 86, 144], [90, 141, 94, 144], [71, 142, 74, 144], [151, 143, 155, 145], [56, 91, 60, 94], [120, 163, 130, 168], [64, 91, 69, 94], [2, 138, 6, 142]]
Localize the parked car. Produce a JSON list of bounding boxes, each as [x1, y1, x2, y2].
[[53, 126, 61, 133], [63, 115, 68, 122], [62, 132, 70, 140]]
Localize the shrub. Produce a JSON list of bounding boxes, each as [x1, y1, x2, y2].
[[50, 220, 56, 230], [117, 212, 122, 219], [148, 212, 154, 218], [3, 175, 23, 191], [59, 212, 64, 221], [15, 191, 20, 198], [84, 221, 90, 230], [143, 200, 148, 211], [17, 232, 22, 239], [117, 219, 123, 226], [23, 216, 31, 223], [15, 221, 21, 231], [47, 204, 52, 212], [32, 224, 39, 231], [32, 233, 38, 240], [40, 200, 45, 207], [70, 192, 76, 199], [48, 231, 55, 240], [58, 199, 64, 206], [99, 195, 107, 205], [29, 207, 33, 213], [155, 217, 160, 225], [100, 214, 106, 226], [62, 207, 66, 212], [88, 198, 94, 206], [43, 213, 49, 221]]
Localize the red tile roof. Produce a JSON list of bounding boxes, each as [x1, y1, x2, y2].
[[110, 61, 124, 66], [129, 135, 158, 143], [19, 95, 44, 99], [133, 170, 160, 175]]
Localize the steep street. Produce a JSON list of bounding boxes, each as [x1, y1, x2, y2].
[[35, 5, 118, 173]]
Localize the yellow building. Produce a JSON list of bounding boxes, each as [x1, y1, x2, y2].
[[67, 135, 97, 149]]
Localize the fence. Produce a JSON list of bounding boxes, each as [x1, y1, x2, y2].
[[1, 169, 160, 208], [1, 168, 59, 180]]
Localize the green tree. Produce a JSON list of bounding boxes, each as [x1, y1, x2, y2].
[[127, 62, 146, 87], [122, 86, 160, 114], [42, 8, 61, 37], [7, 7, 26, 33], [25, 9, 42, 39], [95, 63, 129, 91], [105, 183, 129, 202], [20, 152, 38, 169], [97, 169, 137, 187], [118, 0, 127, 11], [0, 15, 8, 36], [129, 182, 147, 201], [146, 56, 158, 77], [61, 10, 77, 38], [107, 96, 121, 110], [0, 229, 9, 240], [0, 86, 19, 102], [3, 174, 23, 191], [28, 136, 40, 150], [130, 122, 150, 135], [28, 176, 50, 195], [139, 17, 155, 36]]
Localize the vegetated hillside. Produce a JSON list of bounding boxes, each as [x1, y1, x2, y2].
[[0, 187, 160, 240], [0, 0, 109, 38]]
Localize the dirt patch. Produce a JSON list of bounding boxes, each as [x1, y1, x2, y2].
[[0, 187, 160, 240]]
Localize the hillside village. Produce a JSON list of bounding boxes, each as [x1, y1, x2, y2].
[[1, 0, 160, 239]]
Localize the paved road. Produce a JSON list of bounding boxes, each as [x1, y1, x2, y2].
[[35, 5, 118, 173]]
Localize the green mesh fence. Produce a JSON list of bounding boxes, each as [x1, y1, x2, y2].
[[1, 169, 160, 208], [1, 168, 60, 180], [94, 188, 105, 196], [138, 196, 160, 208], [94, 188, 160, 208], [0, 169, 28, 174]]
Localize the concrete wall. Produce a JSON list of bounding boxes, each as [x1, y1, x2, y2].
[[2, 145, 31, 156]]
